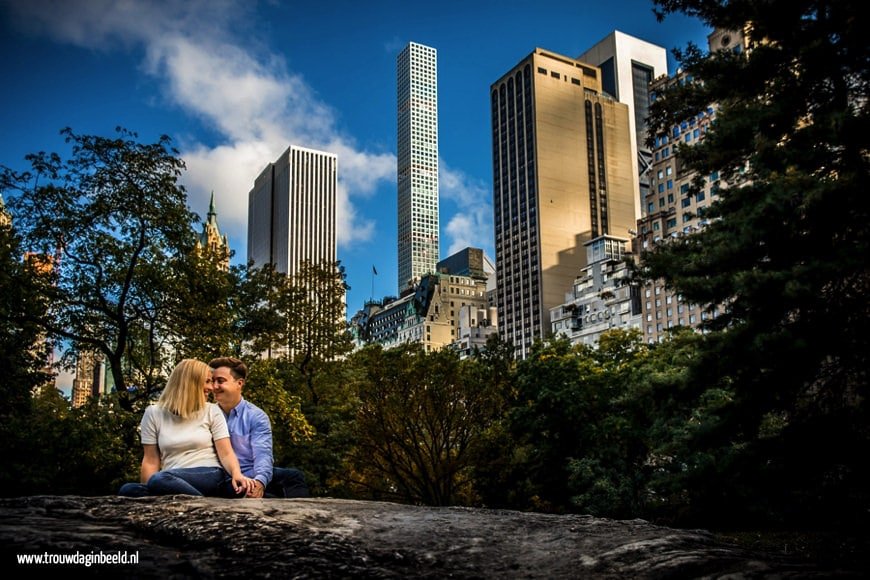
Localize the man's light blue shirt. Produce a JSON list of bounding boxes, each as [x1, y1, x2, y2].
[[223, 398, 273, 487]]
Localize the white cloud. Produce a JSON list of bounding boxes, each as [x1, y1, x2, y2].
[[5, 0, 396, 250], [439, 161, 494, 256]]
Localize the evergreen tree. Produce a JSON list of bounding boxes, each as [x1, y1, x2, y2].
[[643, 0, 869, 526]]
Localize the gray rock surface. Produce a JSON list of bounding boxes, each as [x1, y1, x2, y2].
[[0, 495, 859, 578]]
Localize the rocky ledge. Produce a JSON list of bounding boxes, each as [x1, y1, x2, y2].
[[0, 495, 861, 578]]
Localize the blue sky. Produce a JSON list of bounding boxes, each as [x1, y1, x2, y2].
[[0, 0, 710, 318]]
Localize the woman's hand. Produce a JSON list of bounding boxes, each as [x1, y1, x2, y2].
[[215, 438, 253, 495], [230, 473, 255, 495]]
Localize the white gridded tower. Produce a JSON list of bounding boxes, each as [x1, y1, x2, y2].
[[247, 144, 337, 277], [397, 42, 439, 292]]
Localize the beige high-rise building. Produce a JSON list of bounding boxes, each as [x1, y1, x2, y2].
[[491, 48, 636, 358], [578, 31, 668, 220]]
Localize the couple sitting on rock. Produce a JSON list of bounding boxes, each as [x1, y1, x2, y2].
[[118, 357, 308, 499]]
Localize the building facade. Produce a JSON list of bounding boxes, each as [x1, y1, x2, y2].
[[453, 304, 499, 359], [397, 42, 439, 292], [578, 31, 668, 220], [71, 351, 107, 408], [351, 248, 493, 353], [550, 235, 641, 346], [635, 28, 747, 343], [491, 48, 636, 358], [0, 194, 8, 228], [247, 144, 337, 276]]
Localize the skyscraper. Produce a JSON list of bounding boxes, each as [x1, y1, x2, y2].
[[247, 144, 337, 276], [397, 42, 439, 292], [578, 31, 668, 219], [71, 351, 106, 408], [491, 48, 636, 358]]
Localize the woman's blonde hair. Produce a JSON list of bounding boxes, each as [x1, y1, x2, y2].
[[158, 359, 210, 418]]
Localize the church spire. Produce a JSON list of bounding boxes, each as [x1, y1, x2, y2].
[[207, 190, 219, 228], [196, 191, 230, 270]]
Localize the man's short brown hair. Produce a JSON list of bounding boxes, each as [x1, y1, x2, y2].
[[208, 357, 248, 380]]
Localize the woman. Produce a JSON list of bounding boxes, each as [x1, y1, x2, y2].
[[119, 359, 254, 497]]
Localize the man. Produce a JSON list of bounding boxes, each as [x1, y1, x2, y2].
[[208, 357, 309, 498]]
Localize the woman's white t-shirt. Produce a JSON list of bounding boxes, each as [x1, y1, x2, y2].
[[139, 403, 229, 471]]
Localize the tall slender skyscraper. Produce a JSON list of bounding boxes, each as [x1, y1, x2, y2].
[[247, 144, 337, 276], [491, 48, 636, 358], [397, 42, 439, 292], [578, 31, 668, 219]]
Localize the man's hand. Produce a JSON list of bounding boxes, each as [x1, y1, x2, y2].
[[246, 480, 265, 498]]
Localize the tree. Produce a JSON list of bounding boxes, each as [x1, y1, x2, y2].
[[2, 127, 198, 401], [643, 0, 869, 526], [344, 345, 504, 506], [242, 358, 315, 463], [506, 332, 655, 516], [0, 212, 55, 494], [463, 333, 519, 508], [263, 260, 354, 405]]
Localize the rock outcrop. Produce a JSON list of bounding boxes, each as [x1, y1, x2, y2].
[[0, 496, 859, 578]]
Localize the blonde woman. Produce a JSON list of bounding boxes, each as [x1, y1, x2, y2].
[[119, 359, 254, 497]]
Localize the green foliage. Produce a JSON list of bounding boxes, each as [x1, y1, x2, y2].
[[288, 358, 360, 497], [0, 217, 52, 411], [162, 251, 237, 362], [5, 388, 140, 497], [343, 344, 506, 505], [643, 0, 870, 527], [251, 261, 354, 404], [0, 216, 54, 495], [243, 358, 315, 462], [1, 127, 198, 400], [506, 331, 655, 516]]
